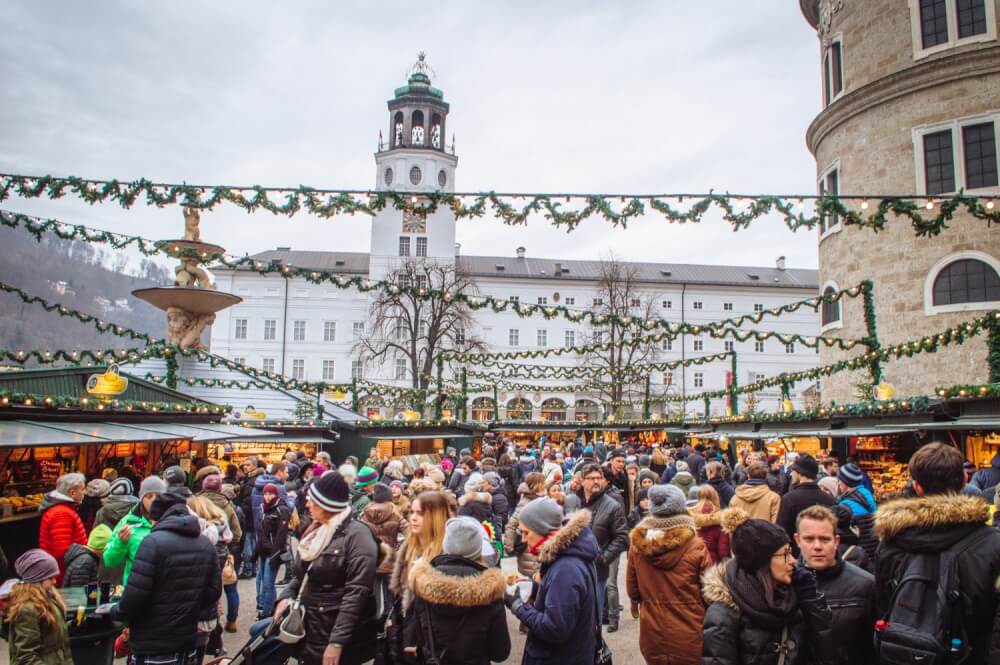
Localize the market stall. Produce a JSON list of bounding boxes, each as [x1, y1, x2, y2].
[[334, 423, 484, 466]]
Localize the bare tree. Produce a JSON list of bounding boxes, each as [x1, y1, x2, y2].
[[581, 257, 662, 416], [355, 260, 485, 401]]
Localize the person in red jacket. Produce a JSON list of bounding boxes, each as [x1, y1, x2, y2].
[[38, 473, 87, 585], [690, 484, 731, 563]]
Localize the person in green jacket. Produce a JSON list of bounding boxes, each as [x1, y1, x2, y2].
[[7, 549, 73, 665], [102, 475, 165, 585]]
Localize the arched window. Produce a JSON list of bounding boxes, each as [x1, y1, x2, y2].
[[574, 399, 599, 422], [820, 285, 841, 327], [470, 397, 495, 422], [431, 113, 442, 149], [540, 398, 567, 421], [411, 110, 425, 145], [393, 112, 404, 147], [925, 252, 1000, 314], [506, 397, 532, 420]]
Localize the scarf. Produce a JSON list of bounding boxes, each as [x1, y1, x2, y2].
[[725, 560, 799, 629], [297, 508, 350, 562]]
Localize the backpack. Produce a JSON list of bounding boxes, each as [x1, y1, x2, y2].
[[876, 527, 993, 665], [841, 488, 879, 563]]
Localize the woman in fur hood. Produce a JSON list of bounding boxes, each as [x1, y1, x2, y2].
[[701, 507, 833, 665], [410, 517, 511, 664], [627, 484, 712, 665]]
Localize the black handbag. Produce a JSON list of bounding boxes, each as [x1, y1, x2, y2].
[[587, 567, 613, 665]]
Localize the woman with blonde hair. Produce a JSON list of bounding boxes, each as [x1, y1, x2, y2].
[[187, 494, 232, 658], [6, 549, 72, 664], [690, 484, 730, 563], [388, 490, 450, 664]]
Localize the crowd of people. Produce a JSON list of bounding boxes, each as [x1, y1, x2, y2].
[[3, 437, 1000, 665]]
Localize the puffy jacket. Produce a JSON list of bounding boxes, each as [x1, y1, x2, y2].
[[411, 554, 511, 665], [102, 503, 153, 585], [812, 557, 876, 665], [707, 478, 735, 509], [457, 491, 493, 525], [514, 456, 537, 487], [7, 594, 72, 665], [197, 488, 243, 542], [627, 514, 712, 665], [838, 485, 875, 517], [279, 510, 380, 665], [875, 494, 1000, 665], [111, 503, 222, 654], [62, 543, 99, 588], [256, 499, 291, 563], [251, 473, 288, 532], [671, 471, 697, 497], [777, 482, 836, 543], [487, 487, 509, 532], [577, 487, 629, 578], [692, 507, 731, 563], [701, 560, 833, 665], [685, 452, 706, 483], [729, 481, 780, 523], [238, 467, 263, 519], [970, 453, 1000, 494], [361, 501, 406, 574], [94, 494, 138, 531], [512, 510, 599, 665], [38, 491, 86, 585]]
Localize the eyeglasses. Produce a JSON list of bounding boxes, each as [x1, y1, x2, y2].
[[583, 475, 603, 481], [772, 549, 792, 562]]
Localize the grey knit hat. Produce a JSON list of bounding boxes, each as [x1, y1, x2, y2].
[[648, 484, 687, 517], [443, 517, 484, 560], [108, 477, 134, 496], [86, 478, 111, 498], [518, 497, 563, 535], [14, 549, 59, 583], [138, 475, 167, 499], [482, 472, 502, 488]]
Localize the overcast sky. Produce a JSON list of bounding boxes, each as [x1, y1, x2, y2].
[[0, 1, 823, 272]]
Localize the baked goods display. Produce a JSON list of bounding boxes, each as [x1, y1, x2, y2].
[[855, 436, 911, 500]]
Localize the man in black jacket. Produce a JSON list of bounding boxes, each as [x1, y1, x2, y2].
[[482, 472, 509, 534], [112, 493, 221, 664], [576, 462, 628, 633], [777, 453, 836, 549], [875, 442, 1000, 665], [796, 504, 876, 665]]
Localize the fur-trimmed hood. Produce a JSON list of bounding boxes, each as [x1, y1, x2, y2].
[[459, 491, 492, 507], [691, 509, 723, 529], [630, 515, 696, 568], [537, 509, 595, 564], [411, 558, 505, 606], [875, 493, 990, 539], [701, 562, 736, 609]]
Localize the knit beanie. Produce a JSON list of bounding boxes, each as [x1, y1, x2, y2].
[[675, 460, 690, 473], [14, 549, 59, 583], [309, 471, 350, 512], [194, 465, 222, 486], [163, 465, 187, 487], [87, 524, 113, 551], [356, 466, 379, 488], [721, 507, 789, 572], [837, 463, 865, 488], [263, 483, 280, 496], [443, 517, 484, 560], [86, 478, 111, 498], [149, 492, 188, 521], [390, 480, 403, 489], [109, 477, 134, 496], [648, 484, 687, 517], [482, 471, 502, 488], [203, 475, 223, 492], [638, 469, 659, 487], [372, 483, 392, 504], [518, 497, 563, 535], [138, 475, 167, 499]]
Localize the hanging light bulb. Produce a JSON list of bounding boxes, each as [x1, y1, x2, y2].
[[925, 200, 934, 210], [860, 199, 869, 210]]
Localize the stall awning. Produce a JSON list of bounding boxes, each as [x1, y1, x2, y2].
[[876, 418, 1000, 431], [786, 427, 916, 437], [0, 420, 279, 447], [114, 423, 280, 442], [361, 433, 470, 441]]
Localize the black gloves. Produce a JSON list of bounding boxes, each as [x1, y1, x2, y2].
[[504, 589, 523, 612], [792, 563, 819, 602]]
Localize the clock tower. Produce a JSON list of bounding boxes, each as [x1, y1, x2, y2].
[[369, 53, 459, 281]]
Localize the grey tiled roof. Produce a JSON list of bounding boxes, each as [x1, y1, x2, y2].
[[224, 250, 817, 290]]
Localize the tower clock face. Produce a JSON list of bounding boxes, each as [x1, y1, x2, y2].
[[438, 169, 447, 187], [409, 165, 422, 185], [402, 209, 426, 233], [384, 168, 393, 186]]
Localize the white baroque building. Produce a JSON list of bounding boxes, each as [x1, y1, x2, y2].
[[210, 61, 822, 421]]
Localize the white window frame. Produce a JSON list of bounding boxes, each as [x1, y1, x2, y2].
[[399, 236, 411, 257], [233, 356, 246, 366], [415, 237, 427, 257], [565, 330, 575, 347], [293, 320, 306, 341], [263, 319, 277, 341], [818, 159, 842, 242], [786, 343, 796, 354], [723, 302, 733, 311], [724, 340, 734, 353], [322, 360, 336, 381], [923, 250, 1000, 314], [292, 359, 305, 380], [753, 303, 764, 313], [908, 0, 998, 60], [692, 301, 703, 310], [822, 33, 845, 107], [234, 318, 247, 340], [565, 297, 575, 306], [323, 321, 336, 342], [508, 328, 520, 346], [351, 360, 364, 380], [912, 113, 1000, 196], [394, 358, 408, 380], [754, 340, 766, 353], [537, 296, 548, 305], [820, 280, 845, 333], [262, 358, 275, 374], [509, 295, 520, 304], [353, 321, 365, 339], [537, 329, 548, 347], [630, 298, 641, 307], [693, 339, 704, 351], [593, 298, 603, 307], [663, 300, 672, 309], [693, 372, 704, 388]]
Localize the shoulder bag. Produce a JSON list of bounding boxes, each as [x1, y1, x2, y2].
[[586, 566, 613, 665], [277, 568, 310, 644]]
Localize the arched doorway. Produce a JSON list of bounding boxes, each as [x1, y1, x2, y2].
[[540, 398, 567, 421]]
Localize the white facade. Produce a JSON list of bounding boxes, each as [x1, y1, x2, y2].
[[209, 68, 821, 421]]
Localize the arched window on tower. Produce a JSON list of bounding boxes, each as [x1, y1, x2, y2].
[[411, 110, 425, 145], [470, 397, 495, 422], [431, 113, 442, 149], [506, 397, 532, 420], [574, 399, 599, 422], [540, 398, 567, 422], [393, 112, 404, 147], [821, 285, 841, 327], [932, 257, 1000, 306]]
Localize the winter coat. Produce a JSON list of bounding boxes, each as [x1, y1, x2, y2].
[[875, 493, 1000, 665], [111, 503, 222, 654], [970, 453, 1000, 494], [626, 514, 712, 665], [777, 481, 836, 542], [514, 456, 537, 487], [61, 543, 99, 588], [701, 560, 833, 665], [351, 487, 371, 515], [707, 478, 735, 509], [686, 452, 707, 483], [487, 487, 509, 532], [692, 507, 731, 563], [497, 464, 518, 510], [765, 468, 789, 496], [671, 471, 697, 497], [503, 487, 547, 578], [838, 485, 875, 517], [813, 557, 877, 665], [512, 510, 599, 665], [361, 501, 406, 575], [238, 467, 263, 519], [251, 472, 288, 532], [102, 503, 153, 586], [660, 464, 678, 485], [411, 555, 511, 665], [38, 492, 86, 586], [628, 505, 648, 529], [577, 487, 629, 579], [279, 510, 380, 665], [77, 495, 103, 533], [729, 481, 780, 523], [256, 499, 291, 564], [93, 494, 138, 531], [604, 469, 634, 510], [197, 488, 243, 541], [7, 595, 72, 665], [836, 533, 873, 574], [458, 491, 493, 526]]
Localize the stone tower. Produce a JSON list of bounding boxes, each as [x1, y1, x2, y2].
[[799, 0, 1000, 402], [369, 53, 459, 281]]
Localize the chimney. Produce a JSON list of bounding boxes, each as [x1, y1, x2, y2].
[[776, 256, 786, 271], [516, 246, 526, 259], [455, 242, 461, 256], [277, 246, 291, 251]]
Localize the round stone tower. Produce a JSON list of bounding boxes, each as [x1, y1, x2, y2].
[[799, 0, 1000, 402]]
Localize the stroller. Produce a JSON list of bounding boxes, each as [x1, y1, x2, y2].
[[204, 617, 295, 665]]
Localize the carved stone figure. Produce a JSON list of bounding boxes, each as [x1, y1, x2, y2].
[[174, 258, 215, 289], [183, 207, 201, 242], [166, 306, 215, 350]]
